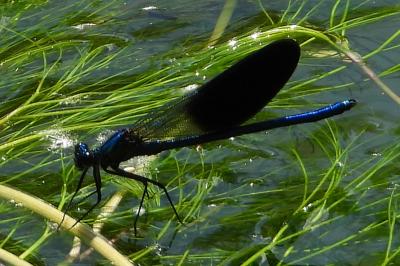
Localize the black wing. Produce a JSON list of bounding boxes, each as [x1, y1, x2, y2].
[[130, 39, 301, 140]]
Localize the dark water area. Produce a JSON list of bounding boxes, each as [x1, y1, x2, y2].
[[0, 0, 399, 265]]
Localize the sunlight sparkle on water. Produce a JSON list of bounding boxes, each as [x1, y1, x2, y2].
[[142, 6, 157, 10], [336, 161, 344, 168], [59, 94, 88, 106], [228, 39, 238, 50], [9, 199, 23, 208], [251, 32, 260, 40], [72, 23, 96, 30], [303, 203, 313, 212], [96, 130, 114, 143], [134, 206, 145, 216], [123, 155, 155, 175], [42, 129, 74, 152]]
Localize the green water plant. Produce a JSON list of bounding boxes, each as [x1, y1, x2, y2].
[[0, 0, 399, 265]]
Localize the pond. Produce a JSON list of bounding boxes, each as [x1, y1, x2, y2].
[[0, 0, 399, 265]]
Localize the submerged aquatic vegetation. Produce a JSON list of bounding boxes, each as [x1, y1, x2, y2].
[[0, 0, 399, 265]]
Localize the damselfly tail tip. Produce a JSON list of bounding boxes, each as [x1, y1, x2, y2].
[[346, 99, 357, 109]]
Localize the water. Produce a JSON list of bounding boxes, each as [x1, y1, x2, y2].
[[0, 0, 399, 265]]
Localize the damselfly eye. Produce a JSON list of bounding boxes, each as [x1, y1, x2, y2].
[[74, 143, 94, 169]]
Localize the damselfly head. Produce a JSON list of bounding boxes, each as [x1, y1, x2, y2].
[[74, 143, 94, 169]]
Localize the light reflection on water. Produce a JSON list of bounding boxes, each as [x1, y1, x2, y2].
[[0, 0, 399, 265]]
